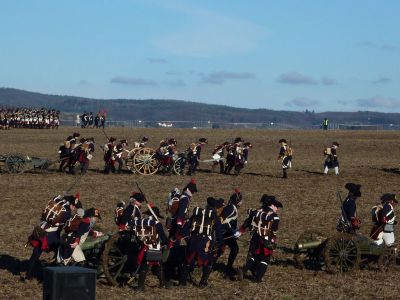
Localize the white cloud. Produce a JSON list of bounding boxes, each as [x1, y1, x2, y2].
[[150, 3, 267, 57], [356, 96, 400, 108]]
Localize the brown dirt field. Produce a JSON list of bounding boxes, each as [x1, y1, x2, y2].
[[1, 128, 400, 299]]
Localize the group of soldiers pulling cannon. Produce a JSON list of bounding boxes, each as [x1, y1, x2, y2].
[[0, 107, 60, 130], [24, 179, 283, 290], [23, 178, 398, 291], [56, 131, 341, 178]]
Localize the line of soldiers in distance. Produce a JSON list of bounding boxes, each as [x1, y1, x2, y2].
[[77, 111, 106, 129], [0, 107, 60, 129]]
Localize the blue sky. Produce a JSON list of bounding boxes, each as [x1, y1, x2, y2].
[[1, 0, 399, 112]]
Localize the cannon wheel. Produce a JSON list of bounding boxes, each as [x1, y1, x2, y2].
[[378, 247, 396, 272], [5, 154, 26, 174], [125, 148, 140, 172], [293, 230, 326, 270], [133, 148, 159, 175], [101, 234, 129, 286], [173, 156, 186, 175], [323, 232, 361, 273]]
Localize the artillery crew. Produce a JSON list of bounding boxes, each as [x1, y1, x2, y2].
[[238, 195, 282, 282], [212, 142, 229, 173], [219, 189, 243, 278], [277, 139, 293, 179], [187, 138, 208, 175], [25, 193, 80, 280], [58, 207, 102, 266], [337, 183, 362, 233], [372, 194, 398, 247], [180, 197, 224, 287], [324, 142, 339, 175], [135, 207, 168, 291]]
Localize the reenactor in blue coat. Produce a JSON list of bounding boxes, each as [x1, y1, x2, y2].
[[219, 189, 243, 278], [337, 183, 362, 233], [238, 195, 282, 282]]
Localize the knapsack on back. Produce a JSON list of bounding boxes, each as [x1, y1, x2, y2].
[[64, 214, 82, 233], [324, 147, 331, 155], [285, 146, 294, 156], [251, 210, 273, 237], [134, 218, 159, 248], [166, 188, 181, 216], [190, 207, 215, 236], [42, 196, 70, 226]]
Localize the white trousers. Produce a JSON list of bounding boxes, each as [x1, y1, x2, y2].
[[324, 166, 339, 175], [375, 232, 395, 247]]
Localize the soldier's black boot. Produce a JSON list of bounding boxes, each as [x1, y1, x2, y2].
[[254, 262, 268, 282], [238, 258, 255, 281], [219, 161, 224, 173], [156, 265, 168, 288], [137, 269, 147, 291], [198, 266, 212, 288], [179, 264, 189, 286], [283, 169, 288, 179]]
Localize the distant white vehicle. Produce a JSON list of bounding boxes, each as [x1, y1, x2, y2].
[[158, 122, 173, 128]]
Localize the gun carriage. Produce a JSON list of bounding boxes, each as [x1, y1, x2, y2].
[[121, 147, 187, 176], [0, 153, 55, 174], [293, 230, 396, 273]]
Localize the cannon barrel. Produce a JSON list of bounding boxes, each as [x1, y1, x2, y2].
[[296, 239, 325, 250]]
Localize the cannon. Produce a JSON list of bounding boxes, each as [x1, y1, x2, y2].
[[293, 230, 397, 273], [0, 153, 56, 174]]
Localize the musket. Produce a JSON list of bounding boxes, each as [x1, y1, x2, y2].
[[62, 174, 84, 196], [102, 127, 109, 141], [135, 182, 159, 222]]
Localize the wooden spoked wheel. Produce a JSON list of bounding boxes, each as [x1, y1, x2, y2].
[[323, 233, 361, 273], [5, 154, 26, 174], [125, 148, 140, 172], [101, 234, 129, 286], [133, 148, 159, 175]]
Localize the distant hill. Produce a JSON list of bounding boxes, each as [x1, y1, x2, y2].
[[1, 87, 399, 128]]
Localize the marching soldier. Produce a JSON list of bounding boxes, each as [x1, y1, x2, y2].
[[324, 142, 340, 175], [277, 139, 293, 179], [337, 183, 362, 233], [135, 207, 169, 291], [238, 195, 282, 282], [219, 189, 243, 279]]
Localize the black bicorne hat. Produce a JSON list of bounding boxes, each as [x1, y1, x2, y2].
[[129, 192, 145, 203], [380, 193, 398, 204], [345, 183, 361, 197], [279, 139, 287, 144]]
